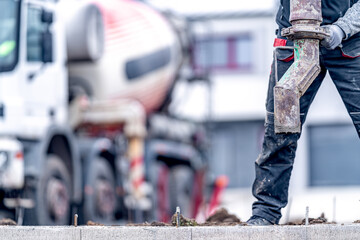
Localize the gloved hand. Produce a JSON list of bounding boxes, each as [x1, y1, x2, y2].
[[321, 25, 345, 50]]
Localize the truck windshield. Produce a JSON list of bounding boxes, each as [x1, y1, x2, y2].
[[0, 0, 20, 72]]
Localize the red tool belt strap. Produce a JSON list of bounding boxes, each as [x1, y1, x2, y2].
[[273, 38, 287, 47]]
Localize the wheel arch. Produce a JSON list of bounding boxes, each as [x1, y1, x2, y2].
[[22, 125, 82, 204], [46, 127, 82, 204]]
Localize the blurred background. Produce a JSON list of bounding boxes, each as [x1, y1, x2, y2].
[[150, 0, 360, 224], [0, 0, 359, 226]]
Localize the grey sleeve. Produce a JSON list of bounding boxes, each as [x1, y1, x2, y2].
[[333, 2, 360, 40]]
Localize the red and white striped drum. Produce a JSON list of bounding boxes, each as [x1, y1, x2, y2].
[[64, 0, 183, 114]]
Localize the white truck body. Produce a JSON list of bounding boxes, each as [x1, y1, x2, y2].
[[0, 0, 207, 225]]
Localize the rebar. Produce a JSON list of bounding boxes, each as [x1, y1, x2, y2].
[[333, 196, 336, 223], [305, 206, 309, 225], [74, 214, 78, 227], [176, 206, 180, 228]]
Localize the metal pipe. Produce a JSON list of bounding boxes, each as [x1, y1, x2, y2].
[[290, 0, 322, 22], [274, 0, 328, 133], [274, 38, 320, 133]]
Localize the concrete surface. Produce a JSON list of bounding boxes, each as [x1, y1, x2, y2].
[[1, 224, 360, 240]]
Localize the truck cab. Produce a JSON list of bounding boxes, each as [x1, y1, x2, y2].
[[0, 0, 81, 225], [1, 0, 68, 138]]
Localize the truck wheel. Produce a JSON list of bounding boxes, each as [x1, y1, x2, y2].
[[23, 154, 71, 225], [168, 165, 194, 219], [155, 164, 194, 222], [153, 163, 170, 222], [84, 157, 116, 223]]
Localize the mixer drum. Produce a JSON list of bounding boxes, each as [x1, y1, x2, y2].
[[65, 0, 183, 114]]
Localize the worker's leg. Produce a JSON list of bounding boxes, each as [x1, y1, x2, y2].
[[324, 43, 360, 138], [251, 45, 327, 224]]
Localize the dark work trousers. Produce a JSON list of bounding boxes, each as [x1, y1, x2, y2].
[[251, 36, 360, 224]]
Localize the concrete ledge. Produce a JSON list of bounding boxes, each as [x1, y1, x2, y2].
[[1, 224, 360, 240]]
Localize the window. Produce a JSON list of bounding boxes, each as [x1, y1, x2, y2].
[[309, 124, 360, 186], [236, 38, 252, 67], [193, 34, 253, 73], [209, 121, 264, 188], [0, 0, 20, 72], [27, 6, 46, 62], [195, 39, 228, 67]]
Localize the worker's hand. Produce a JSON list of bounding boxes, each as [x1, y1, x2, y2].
[[321, 25, 345, 50]]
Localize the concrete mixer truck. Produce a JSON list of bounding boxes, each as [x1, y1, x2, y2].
[[0, 0, 208, 225]]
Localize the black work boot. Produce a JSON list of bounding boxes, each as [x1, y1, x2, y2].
[[246, 216, 273, 226]]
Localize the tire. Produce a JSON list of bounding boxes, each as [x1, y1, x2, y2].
[[23, 154, 72, 225], [83, 157, 116, 223], [168, 165, 194, 219], [153, 163, 194, 222], [152, 162, 170, 222]]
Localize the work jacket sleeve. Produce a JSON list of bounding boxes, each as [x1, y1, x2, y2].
[[333, 2, 360, 40]]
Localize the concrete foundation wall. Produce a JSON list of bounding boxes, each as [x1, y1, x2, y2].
[[2, 225, 360, 240]]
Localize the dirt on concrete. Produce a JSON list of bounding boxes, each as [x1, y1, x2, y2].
[[127, 221, 172, 227], [285, 213, 335, 225], [126, 208, 243, 227], [87, 220, 105, 226], [201, 208, 243, 226], [171, 214, 198, 226], [169, 208, 243, 226]]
